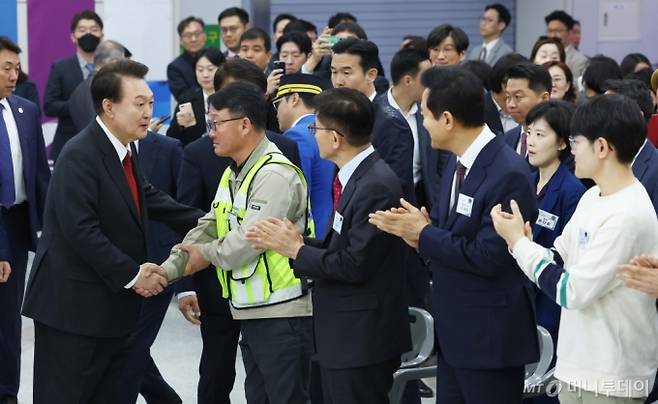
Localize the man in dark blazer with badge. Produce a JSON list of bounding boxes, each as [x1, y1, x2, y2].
[[0, 37, 50, 404], [22, 60, 203, 404], [370, 67, 539, 404], [246, 88, 411, 404]]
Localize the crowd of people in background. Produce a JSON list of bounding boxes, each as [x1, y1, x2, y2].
[[2, 3, 658, 404]]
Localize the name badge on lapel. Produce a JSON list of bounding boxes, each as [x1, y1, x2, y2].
[[536, 209, 559, 231], [332, 212, 344, 234], [456, 193, 474, 217]]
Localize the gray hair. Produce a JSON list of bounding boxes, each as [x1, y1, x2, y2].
[[93, 40, 127, 69]]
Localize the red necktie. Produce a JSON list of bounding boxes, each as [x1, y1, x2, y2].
[[122, 152, 141, 216], [520, 131, 528, 157], [332, 176, 342, 211]]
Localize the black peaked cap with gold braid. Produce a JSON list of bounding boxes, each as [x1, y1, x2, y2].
[[274, 73, 329, 101]]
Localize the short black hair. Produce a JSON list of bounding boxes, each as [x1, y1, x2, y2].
[[332, 38, 380, 75], [0, 36, 21, 54], [276, 31, 312, 55], [571, 94, 646, 164], [177, 16, 205, 36], [620, 53, 651, 77], [70, 10, 103, 32], [426, 24, 469, 53], [583, 55, 622, 95], [391, 48, 430, 85], [272, 13, 296, 33], [401, 35, 427, 53], [239, 27, 271, 53], [530, 36, 565, 63], [544, 10, 575, 30], [525, 100, 575, 161], [504, 63, 552, 95], [332, 22, 367, 40], [214, 59, 267, 93], [488, 53, 529, 93], [543, 61, 576, 103], [283, 19, 318, 36], [421, 66, 485, 127], [314, 88, 373, 146], [603, 79, 654, 123], [463, 60, 493, 91], [197, 48, 226, 68], [218, 7, 249, 25], [208, 81, 268, 131], [625, 67, 653, 89], [327, 12, 357, 29], [485, 3, 511, 28], [91, 59, 148, 114]]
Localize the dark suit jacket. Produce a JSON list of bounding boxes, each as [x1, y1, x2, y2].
[[293, 152, 411, 369], [0, 96, 50, 254], [419, 135, 539, 369], [372, 97, 415, 202], [483, 91, 504, 135], [415, 106, 451, 211], [22, 120, 202, 338], [167, 52, 200, 102], [504, 124, 522, 150], [69, 75, 95, 133], [166, 88, 207, 147], [633, 140, 658, 215], [138, 133, 185, 263], [43, 55, 85, 160], [14, 79, 40, 107], [175, 132, 301, 315]]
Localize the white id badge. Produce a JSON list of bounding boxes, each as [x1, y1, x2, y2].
[[536, 209, 559, 231], [332, 212, 344, 234], [456, 194, 474, 217]]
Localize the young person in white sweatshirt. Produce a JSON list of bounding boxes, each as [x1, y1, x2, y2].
[[491, 94, 658, 403]]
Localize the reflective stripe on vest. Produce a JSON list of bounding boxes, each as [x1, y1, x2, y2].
[[213, 152, 315, 308]]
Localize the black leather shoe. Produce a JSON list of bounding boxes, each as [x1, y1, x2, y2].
[[418, 380, 434, 398], [0, 395, 18, 404]]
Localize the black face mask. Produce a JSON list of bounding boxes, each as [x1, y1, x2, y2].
[[78, 33, 101, 53]]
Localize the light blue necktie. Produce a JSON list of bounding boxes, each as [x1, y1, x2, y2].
[[0, 103, 16, 208], [84, 63, 94, 78]]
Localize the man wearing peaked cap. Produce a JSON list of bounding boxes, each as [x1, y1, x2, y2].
[[275, 74, 335, 238]]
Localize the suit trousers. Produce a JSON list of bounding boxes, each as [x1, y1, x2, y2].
[[198, 312, 241, 404], [117, 287, 181, 404], [239, 316, 313, 404], [0, 203, 29, 397], [320, 358, 400, 404], [33, 321, 132, 404]]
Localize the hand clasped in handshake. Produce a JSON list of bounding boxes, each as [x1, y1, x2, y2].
[[133, 263, 168, 298]]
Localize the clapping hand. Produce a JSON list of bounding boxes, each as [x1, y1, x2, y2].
[[618, 256, 658, 297], [244, 217, 304, 259], [133, 263, 168, 297], [368, 198, 431, 249], [490, 200, 531, 249], [0, 261, 11, 283]]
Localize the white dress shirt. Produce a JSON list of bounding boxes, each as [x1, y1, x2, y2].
[[449, 125, 496, 208], [95, 116, 141, 289], [338, 145, 375, 189], [0, 98, 26, 205], [387, 89, 421, 184]]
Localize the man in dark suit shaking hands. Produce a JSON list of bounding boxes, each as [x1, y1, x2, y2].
[[22, 60, 203, 404], [246, 88, 412, 404], [370, 66, 539, 404]]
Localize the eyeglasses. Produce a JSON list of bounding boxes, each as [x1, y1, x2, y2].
[[272, 98, 286, 111], [182, 31, 205, 39], [206, 116, 245, 132], [307, 123, 342, 136]]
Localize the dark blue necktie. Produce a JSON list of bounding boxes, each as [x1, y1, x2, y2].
[[0, 103, 16, 208]]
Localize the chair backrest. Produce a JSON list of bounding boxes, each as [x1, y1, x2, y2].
[[524, 325, 554, 386], [400, 307, 434, 368]]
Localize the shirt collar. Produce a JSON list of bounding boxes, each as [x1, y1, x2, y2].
[[368, 91, 377, 102], [0, 97, 10, 111], [338, 145, 375, 187], [632, 139, 648, 166], [483, 37, 500, 52], [387, 88, 418, 117], [230, 135, 270, 176], [457, 125, 496, 171], [291, 113, 314, 129], [96, 116, 130, 162]]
